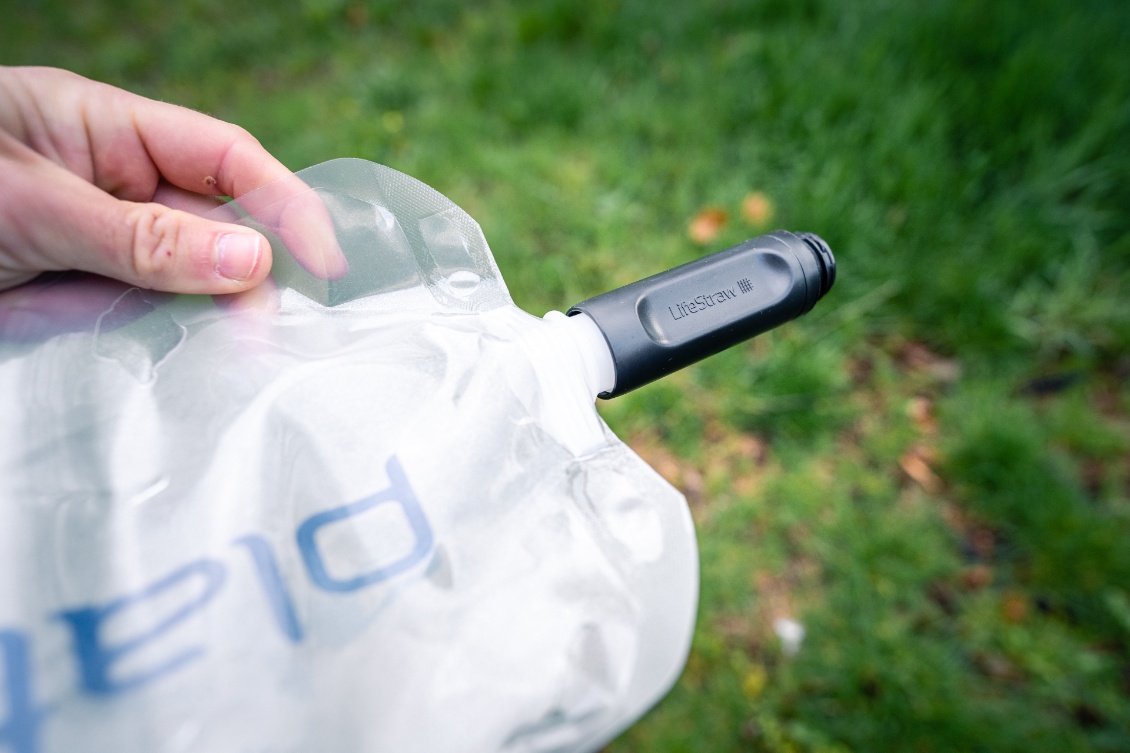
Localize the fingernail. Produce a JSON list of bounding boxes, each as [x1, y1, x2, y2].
[[216, 233, 262, 282]]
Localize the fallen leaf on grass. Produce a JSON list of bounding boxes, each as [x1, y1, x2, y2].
[[961, 564, 993, 590], [898, 341, 961, 384], [899, 445, 942, 493], [906, 396, 937, 435], [741, 192, 774, 227], [688, 207, 728, 245], [1002, 592, 1029, 623]]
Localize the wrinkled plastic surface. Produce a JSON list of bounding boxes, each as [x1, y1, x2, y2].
[[0, 160, 697, 753]]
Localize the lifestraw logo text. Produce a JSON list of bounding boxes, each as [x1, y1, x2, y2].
[[668, 281, 751, 321]]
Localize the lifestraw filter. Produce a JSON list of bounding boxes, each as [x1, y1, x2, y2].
[[0, 159, 835, 753], [566, 230, 835, 397]]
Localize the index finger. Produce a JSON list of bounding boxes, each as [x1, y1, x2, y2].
[[6, 68, 347, 283], [124, 89, 347, 279], [9, 67, 290, 202]]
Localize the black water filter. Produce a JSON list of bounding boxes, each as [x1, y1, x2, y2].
[[568, 230, 836, 398]]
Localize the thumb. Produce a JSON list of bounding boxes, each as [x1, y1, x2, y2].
[[0, 145, 272, 294], [105, 200, 272, 294]]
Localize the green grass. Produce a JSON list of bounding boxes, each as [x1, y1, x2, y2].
[[7, 0, 1130, 750]]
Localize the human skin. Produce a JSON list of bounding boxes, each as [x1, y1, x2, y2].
[[0, 66, 303, 294]]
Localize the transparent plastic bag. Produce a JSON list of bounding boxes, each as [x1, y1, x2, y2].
[[0, 159, 697, 753]]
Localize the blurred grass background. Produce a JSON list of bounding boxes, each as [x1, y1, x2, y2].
[[6, 0, 1130, 750]]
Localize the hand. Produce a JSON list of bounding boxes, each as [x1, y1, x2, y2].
[[0, 66, 304, 294]]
